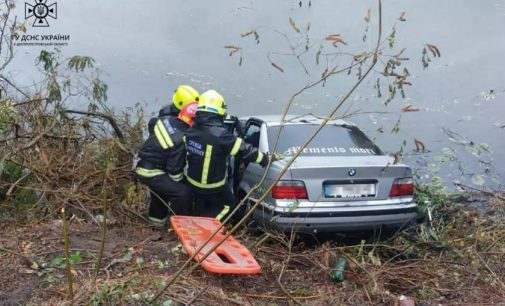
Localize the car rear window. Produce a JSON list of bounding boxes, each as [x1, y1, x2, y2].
[[268, 124, 382, 156]]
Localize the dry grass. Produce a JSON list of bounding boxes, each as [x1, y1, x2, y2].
[[1, 192, 505, 305]]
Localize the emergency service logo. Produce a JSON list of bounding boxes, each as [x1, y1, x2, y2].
[[25, 0, 57, 27], [13, 0, 70, 47]]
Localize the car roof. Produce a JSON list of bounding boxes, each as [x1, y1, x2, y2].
[[240, 114, 356, 127]]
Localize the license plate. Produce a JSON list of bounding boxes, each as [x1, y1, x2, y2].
[[324, 183, 376, 198]]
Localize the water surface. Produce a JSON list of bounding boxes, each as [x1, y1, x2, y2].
[[7, 0, 505, 188]]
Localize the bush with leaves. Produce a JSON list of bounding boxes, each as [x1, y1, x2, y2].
[[0, 47, 146, 221]]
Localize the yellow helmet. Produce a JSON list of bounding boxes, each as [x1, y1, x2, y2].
[[197, 90, 227, 116], [172, 85, 199, 110]]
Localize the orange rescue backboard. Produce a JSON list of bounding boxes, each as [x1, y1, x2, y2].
[[170, 216, 261, 275]]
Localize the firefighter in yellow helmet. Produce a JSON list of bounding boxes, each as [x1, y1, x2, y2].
[[135, 85, 199, 228], [184, 89, 269, 220], [158, 85, 200, 117]]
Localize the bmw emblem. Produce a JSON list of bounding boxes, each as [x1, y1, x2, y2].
[[347, 168, 357, 176]]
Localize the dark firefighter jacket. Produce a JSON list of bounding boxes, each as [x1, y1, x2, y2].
[[136, 107, 188, 181], [184, 112, 267, 192]]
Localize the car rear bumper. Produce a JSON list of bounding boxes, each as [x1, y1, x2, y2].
[[252, 198, 418, 233]]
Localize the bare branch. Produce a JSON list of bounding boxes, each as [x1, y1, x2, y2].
[[64, 109, 125, 141]]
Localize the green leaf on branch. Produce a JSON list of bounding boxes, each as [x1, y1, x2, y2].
[[68, 56, 95, 72], [92, 78, 108, 103], [47, 78, 62, 102], [37, 50, 57, 73]]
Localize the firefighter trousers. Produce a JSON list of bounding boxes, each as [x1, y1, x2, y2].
[[137, 173, 193, 220], [192, 184, 235, 220]]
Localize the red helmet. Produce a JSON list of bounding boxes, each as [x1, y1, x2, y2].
[[177, 102, 198, 126]]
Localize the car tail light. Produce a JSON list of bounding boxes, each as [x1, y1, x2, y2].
[[272, 181, 308, 199], [389, 177, 414, 197]]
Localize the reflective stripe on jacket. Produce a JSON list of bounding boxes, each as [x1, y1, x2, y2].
[[184, 112, 265, 191], [136, 114, 188, 180], [135, 167, 165, 178]]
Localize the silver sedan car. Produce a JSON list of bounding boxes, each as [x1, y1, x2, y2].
[[232, 115, 417, 233]]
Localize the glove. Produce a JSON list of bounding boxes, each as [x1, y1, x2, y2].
[[230, 115, 244, 136], [259, 153, 284, 168], [271, 153, 285, 162], [229, 115, 239, 123], [259, 153, 270, 168]]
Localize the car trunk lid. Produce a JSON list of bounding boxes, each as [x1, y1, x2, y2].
[[277, 155, 411, 201]]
